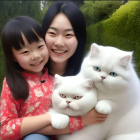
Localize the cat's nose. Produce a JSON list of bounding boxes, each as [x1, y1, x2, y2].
[[66, 101, 71, 104], [101, 76, 106, 80]]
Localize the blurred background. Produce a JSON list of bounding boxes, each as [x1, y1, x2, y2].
[[1, 0, 140, 93]]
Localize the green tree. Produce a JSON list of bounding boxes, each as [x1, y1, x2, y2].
[[39, 1, 54, 24], [41, 0, 49, 10], [70, 1, 84, 7], [80, 1, 122, 27]]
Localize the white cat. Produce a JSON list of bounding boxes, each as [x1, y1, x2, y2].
[[79, 43, 140, 140], [49, 43, 140, 140], [48, 75, 97, 129]]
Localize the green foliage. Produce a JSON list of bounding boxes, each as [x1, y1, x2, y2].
[[86, 1, 140, 77], [70, 1, 84, 7], [39, 1, 54, 25], [80, 1, 122, 27], [41, 0, 49, 10]]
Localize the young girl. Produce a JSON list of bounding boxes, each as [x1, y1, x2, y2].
[[0, 15, 107, 140], [0, 16, 53, 140]]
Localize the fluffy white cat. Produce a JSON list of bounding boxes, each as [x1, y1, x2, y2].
[[48, 75, 97, 129], [49, 43, 140, 140], [79, 43, 140, 140]]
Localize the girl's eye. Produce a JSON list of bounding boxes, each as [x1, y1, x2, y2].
[[93, 66, 101, 72], [110, 72, 117, 77], [59, 94, 66, 98], [74, 96, 82, 100], [22, 51, 29, 54], [38, 45, 43, 49]]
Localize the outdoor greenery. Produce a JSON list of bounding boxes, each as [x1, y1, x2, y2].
[[0, 0, 139, 93], [80, 1, 122, 27], [86, 1, 140, 77]]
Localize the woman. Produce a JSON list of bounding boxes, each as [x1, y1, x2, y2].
[[42, 1, 86, 76], [23, 1, 108, 140]]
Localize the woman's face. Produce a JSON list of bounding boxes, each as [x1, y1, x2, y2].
[[45, 13, 78, 65]]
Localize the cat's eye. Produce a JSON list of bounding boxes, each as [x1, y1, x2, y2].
[[74, 96, 82, 100], [59, 94, 66, 98], [93, 66, 101, 72], [110, 72, 117, 77]]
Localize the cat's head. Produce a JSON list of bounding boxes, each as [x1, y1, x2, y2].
[[82, 43, 133, 91], [52, 74, 97, 116]]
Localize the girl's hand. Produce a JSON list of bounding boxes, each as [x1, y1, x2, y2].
[[82, 108, 108, 126]]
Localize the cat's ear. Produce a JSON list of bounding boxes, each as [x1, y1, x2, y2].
[[120, 52, 133, 67], [53, 74, 62, 89], [90, 43, 99, 58], [82, 79, 93, 91]]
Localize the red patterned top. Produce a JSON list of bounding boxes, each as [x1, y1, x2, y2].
[[0, 68, 83, 140]]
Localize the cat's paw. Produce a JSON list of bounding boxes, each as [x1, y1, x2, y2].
[[51, 114, 69, 129], [95, 102, 112, 114]]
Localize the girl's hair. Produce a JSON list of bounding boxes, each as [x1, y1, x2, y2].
[[2, 16, 45, 100], [42, 1, 86, 76]]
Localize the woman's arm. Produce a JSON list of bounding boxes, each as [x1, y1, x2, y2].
[[20, 114, 51, 136], [36, 124, 70, 135], [35, 108, 108, 135]]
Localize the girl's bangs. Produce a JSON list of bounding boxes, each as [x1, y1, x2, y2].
[[6, 18, 44, 51]]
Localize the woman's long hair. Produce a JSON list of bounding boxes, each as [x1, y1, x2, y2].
[[42, 1, 86, 76], [2, 16, 45, 100]]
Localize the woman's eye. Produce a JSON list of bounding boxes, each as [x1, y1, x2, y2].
[[59, 94, 66, 98], [49, 32, 55, 35], [66, 34, 72, 36], [74, 96, 82, 100], [110, 72, 117, 77], [93, 66, 101, 72]]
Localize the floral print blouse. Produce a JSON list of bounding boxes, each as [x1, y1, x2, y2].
[[0, 68, 83, 140]]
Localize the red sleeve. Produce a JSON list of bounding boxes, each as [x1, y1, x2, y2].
[[0, 78, 24, 140], [69, 116, 83, 134]]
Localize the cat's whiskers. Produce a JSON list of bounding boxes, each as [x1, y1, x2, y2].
[[56, 102, 68, 109], [77, 107, 87, 115], [70, 103, 80, 110], [103, 80, 113, 89], [92, 76, 102, 82]]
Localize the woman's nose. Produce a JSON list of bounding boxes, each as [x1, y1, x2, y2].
[[54, 36, 65, 47]]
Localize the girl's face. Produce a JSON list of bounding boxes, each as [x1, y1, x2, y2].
[[12, 33, 49, 76], [45, 13, 78, 65]]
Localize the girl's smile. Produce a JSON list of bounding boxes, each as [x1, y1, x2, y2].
[[30, 60, 43, 66], [12, 33, 49, 77]]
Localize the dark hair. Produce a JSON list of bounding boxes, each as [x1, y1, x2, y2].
[[2, 16, 45, 100], [42, 1, 86, 76]]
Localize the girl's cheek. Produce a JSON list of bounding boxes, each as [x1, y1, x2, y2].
[[45, 38, 51, 47]]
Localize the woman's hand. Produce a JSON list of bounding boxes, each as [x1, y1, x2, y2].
[[82, 108, 108, 126]]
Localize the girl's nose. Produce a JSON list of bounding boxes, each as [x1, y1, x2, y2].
[[31, 52, 40, 60]]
